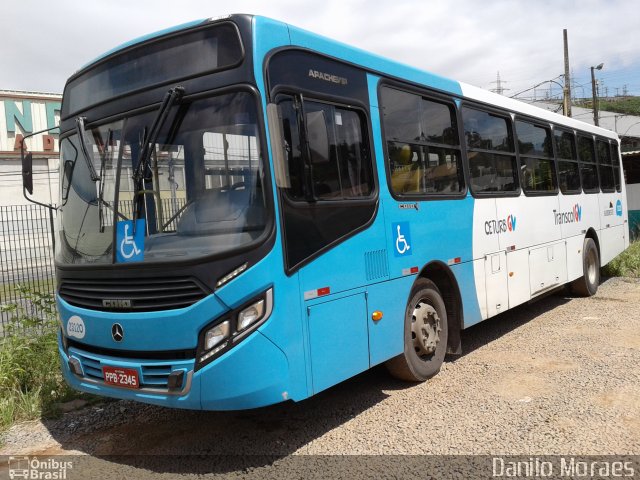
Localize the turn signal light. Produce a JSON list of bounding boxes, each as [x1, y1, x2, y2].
[[372, 311, 383, 321]]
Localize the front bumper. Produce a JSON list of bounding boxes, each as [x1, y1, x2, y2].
[[59, 327, 290, 410]]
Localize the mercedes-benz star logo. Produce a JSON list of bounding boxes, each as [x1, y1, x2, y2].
[[111, 323, 124, 342]]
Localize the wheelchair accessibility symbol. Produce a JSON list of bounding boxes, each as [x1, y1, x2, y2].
[[116, 219, 145, 263], [392, 222, 412, 257]]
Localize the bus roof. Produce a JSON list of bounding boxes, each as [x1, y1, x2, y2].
[[459, 82, 618, 139], [78, 18, 209, 71], [261, 16, 618, 140], [75, 13, 619, 141]]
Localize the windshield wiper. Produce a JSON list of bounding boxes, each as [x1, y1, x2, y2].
[[97, 129, 112, 232], [133, 86, 184, 186], [75, 116, 100, 182], [131, 86, 184, 230]]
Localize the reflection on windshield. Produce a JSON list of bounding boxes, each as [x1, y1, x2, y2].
[[56, 91, 268, 265]]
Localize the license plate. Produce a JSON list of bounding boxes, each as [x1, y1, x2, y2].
[[102, 366, 140, 389]]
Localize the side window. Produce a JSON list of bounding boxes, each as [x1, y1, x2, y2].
[[577, 135, 599, 193], [611, 142, 622, 192], [276, 94, 377, 270], [462, 106, 518, 194], [516, 120, 557, 194], [554, 128, 581, 194], [623, 153, 640, 185], [281, 98, 373, 201], [596, 138, 615, 192], [381, 86, 464, 196]]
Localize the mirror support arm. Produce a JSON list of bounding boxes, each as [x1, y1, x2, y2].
[[20, 126, 60, 211]]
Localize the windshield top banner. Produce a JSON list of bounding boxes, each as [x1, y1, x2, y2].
[[62, 22, 243, 119]]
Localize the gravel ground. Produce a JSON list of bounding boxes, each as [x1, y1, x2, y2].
[[0, 277, 638, 478]]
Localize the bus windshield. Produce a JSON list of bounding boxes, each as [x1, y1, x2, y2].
[[56, 90, 269, 265]]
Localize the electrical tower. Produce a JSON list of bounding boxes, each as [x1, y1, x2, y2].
[[490, 71, 510, 95]]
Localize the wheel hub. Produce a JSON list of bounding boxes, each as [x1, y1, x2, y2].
[[411, 301, 442, 357], [586, 248, 597, 285]]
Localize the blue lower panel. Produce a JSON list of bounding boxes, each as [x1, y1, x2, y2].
[[199, 331, 289, 410], [60, 330, 290, 411], [307, 292, 369, 394], [366, 276, 415, 367]]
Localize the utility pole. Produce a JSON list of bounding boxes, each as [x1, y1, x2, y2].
[[563, 29, 572, 117], [591, 63, 603, 126]]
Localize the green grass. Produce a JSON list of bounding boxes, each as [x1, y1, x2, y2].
[[0, 287, 93, 437], [599, 97, 640, 116], [576, 96, 640, 116], [0, 278, 56, 303], [603, 240, 640, 278]]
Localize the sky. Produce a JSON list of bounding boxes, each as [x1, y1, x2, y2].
[[1, 0, 639, 102]]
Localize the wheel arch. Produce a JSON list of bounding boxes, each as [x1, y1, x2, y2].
[[418, 260, 463, 355], [585, 227, 601, 265]]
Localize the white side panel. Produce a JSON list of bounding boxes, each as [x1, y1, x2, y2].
[[529, 241, 567, 296], [472, 197, 500, 257], [496, 195, 560, 251], [557, 193, 586, 239], [598, 190, 626, 265], [554, 241, 568, 287], [599, 191, 622, 229], [566, 234, 585, 282], [472, 198, 499, 321], [485, 252, 508, 317], [600, 224, 625, 266], [472, 258, 488, 320], [571, 193, 600, 234], [506, 249, 530, 308]]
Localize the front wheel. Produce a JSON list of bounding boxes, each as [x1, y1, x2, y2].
[[386, 278, 448, 382], [570, 237, 600, 297]]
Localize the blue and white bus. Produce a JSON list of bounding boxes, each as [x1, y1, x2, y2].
[[31, 14, 629, 410]]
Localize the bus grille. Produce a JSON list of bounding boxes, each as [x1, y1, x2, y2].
[[69, 347, 193, 390], [58, 277, 209, 312]]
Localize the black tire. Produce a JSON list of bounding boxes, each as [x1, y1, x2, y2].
[[570, 237, 600, 297], [386, 278, 448, 382]]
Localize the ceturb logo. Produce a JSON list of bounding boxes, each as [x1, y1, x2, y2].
[[554, 204, 582, 225], [485, 214, 517, 235]]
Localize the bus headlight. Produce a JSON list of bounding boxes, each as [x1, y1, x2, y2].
[[204, 321, 230, 350], [237, 299, 265, 331], [196, 288, 273, 369]]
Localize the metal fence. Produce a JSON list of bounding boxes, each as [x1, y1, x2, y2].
[[0, 198, 187, 337], [0, 204, 56, 337]]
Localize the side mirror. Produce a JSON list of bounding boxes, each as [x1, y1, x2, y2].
[[19, 126, 59, 213], [62, 160, 75, 200], [22, 151, 34, 195]]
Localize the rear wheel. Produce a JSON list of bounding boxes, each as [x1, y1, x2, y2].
[[570, 237, 600, 297], [386, 278, 448, 382]]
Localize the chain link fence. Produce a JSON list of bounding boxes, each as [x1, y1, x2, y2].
[[0, 204, 56, 337]]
